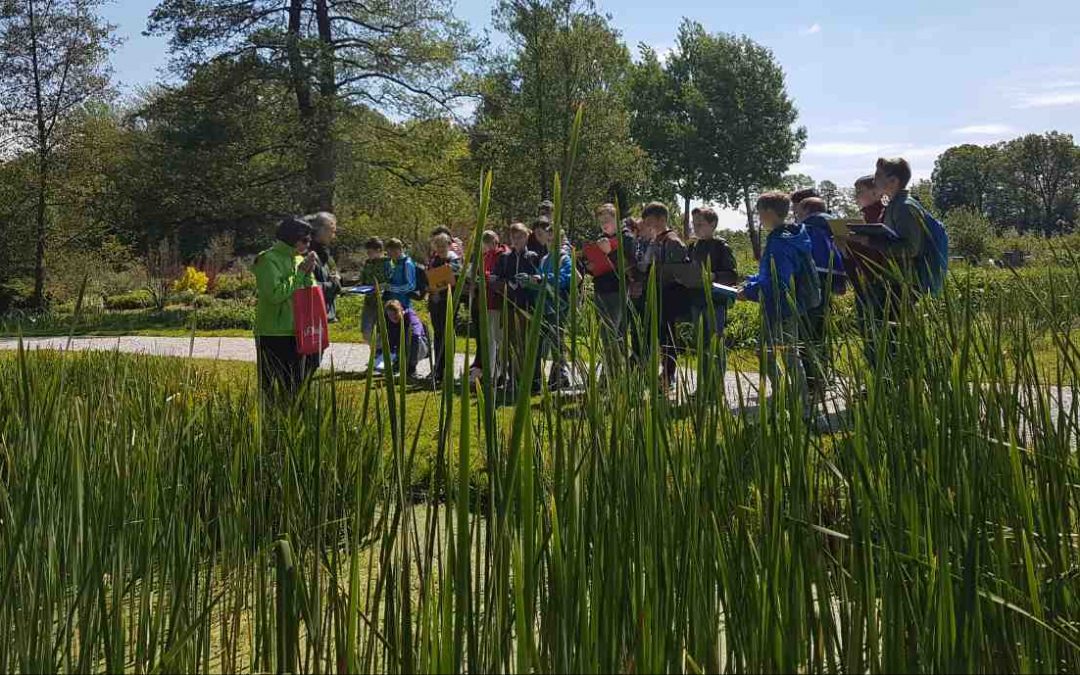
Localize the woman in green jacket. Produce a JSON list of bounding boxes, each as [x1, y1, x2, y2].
[[253, 217, 318, 400]]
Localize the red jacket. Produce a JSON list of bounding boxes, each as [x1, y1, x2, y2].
[[847, 201, 889, 290], [484, 245, 509, 309], [861, 201, 886, 225]]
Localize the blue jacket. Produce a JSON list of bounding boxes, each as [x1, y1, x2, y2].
[[539, 243, 574, 296], [801, 213, 848, 295], [743, 223, 814, 322], [538, 242, 574, 318], [386, 255, 417, 308]]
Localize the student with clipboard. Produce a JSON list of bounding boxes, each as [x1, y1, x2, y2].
[[583, 203, 636, 371], [426, 232, 461, 385], [688, 207, 739, 349]]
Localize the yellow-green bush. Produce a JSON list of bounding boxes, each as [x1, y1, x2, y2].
[[171, 266, 209, 295]]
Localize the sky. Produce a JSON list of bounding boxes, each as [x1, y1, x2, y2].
[[104, 0, 1080, 229]]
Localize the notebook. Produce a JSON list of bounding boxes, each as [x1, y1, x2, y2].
[[582, 241, 615, 276], [425, 264, 456, 292]]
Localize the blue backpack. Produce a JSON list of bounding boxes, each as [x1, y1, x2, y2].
[[909, 198, 949, 296], [795, 249, 823, 312]]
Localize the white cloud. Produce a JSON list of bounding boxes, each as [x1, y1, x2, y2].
[[821, 120, 869, 134], [951, 124, 1013, 135], [801, 23, 822, 35], [1013, 91, 1080, 109], [805, 142, 948, 160], [804, 142, 888, 157]]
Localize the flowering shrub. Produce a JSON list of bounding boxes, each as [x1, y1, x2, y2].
[[171, 266, 209, 295]]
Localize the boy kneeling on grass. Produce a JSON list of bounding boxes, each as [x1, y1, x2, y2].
[[375, 299, 429, 378], [737, 191, 817, 418]]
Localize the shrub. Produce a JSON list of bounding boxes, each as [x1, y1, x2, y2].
[[191, 300, 255, 330], [167, 290, 199, 306], [946, 207, 993, 262], [192, 294, 216, 309], [171, 266, 209, 295], [0, 277, 35, 313], [103, 289, 154, 311], [212, 271, 257, 299]]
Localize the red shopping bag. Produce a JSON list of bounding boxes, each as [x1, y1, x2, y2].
[[293, 285, 330, 355]]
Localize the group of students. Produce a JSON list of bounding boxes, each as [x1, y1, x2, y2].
[[253, 155, 944, 411]]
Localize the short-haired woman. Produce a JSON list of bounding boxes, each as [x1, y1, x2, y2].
[[305, 211, 342, 323], [253, 217, 319, 400]]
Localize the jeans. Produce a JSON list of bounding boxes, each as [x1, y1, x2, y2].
[[691, 300, 729, 380], [361, 298, 379, 343], [540, 312, 570, 388], [470, 309, 503, 380], [505, 306, 534, 390], [802, 295, 832, 397], [595, 291, 626, 373], [689, 300, 729, 338], [764, 316, 810, 414], [377, 334, 429, 376], [855, 283, 902, 370]]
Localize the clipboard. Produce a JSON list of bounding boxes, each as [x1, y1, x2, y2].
[[665, 262, 708, 289], [711, 283, 739, 299], [582, 241, 615, 276], [426, 264, 456, 292], [827, 218, 862, 239], [849, 222, 898, 239]]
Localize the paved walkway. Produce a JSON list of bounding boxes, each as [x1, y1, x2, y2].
[[0, 335, 770, 402], [2, 336, 1071, 429]]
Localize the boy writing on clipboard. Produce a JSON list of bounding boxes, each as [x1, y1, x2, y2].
[[688, 206, 739, 342]]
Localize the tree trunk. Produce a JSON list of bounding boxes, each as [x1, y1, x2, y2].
[[33, 155, 48, 308], [683, 191, 691, 240], [287, 0, 322, 213], [744, 187, 761, 260], [312, 0, 336, 212], [28, 0, 48, 308]]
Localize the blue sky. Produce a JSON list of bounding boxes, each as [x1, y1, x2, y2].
[[104, 0, 1080, 227]]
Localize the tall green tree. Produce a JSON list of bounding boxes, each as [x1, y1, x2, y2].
[[993, 132, 1079, 233], [147, 0, 477, 213], [126, 59, 307, 256], [629, 41, 705, 235], [931, 144, 997, 214], [663, 22, 805, 257], [471, 0, 646, 235], [0, 0, 118, 307]]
